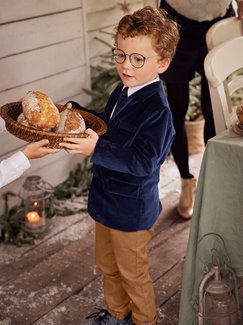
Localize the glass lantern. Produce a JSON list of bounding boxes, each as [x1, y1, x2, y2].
[[198, 265, 241, 325], [21, 175, 55, 234]]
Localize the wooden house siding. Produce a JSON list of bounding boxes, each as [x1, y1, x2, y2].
[[0, 0, 143, 212]]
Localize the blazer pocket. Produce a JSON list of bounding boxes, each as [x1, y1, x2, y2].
[[107, 178, 140, 198]]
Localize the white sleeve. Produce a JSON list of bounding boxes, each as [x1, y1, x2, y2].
[[0, 118, 6, 133], [0, 151, 31, 188]]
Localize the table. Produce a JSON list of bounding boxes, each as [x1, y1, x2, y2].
[[179, 129, 243, 325]]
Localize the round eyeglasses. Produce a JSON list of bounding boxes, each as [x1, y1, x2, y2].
[[112, 48, 159, 69]]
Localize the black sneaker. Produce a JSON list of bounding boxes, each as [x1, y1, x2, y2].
[[83, 308, 134, 325]]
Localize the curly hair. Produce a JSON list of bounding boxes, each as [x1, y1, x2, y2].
[[114, 6, 180, 60]]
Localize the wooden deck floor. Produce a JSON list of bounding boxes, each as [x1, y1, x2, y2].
[[0, 153, 203, 325]]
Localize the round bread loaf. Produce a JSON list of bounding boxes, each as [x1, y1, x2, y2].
[[236, 105, 243, 124], [54, 108, 86, 134], [22, 91, 60, 130]]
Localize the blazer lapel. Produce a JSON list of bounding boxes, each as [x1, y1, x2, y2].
[[104, 81, 163, 124], [104, 83, 123, 123]]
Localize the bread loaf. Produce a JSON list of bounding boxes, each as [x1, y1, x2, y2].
[[17, 112, 30, 127], [236, 105, 243, 124], [22, 91, 60, 130], [54, 108, 86, 134]]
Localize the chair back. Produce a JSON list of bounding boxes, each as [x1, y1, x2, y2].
[[206, 17, 243, 50], [204, 36, 243, 134]]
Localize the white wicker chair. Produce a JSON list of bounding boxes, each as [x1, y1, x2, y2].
[[206, 17, 243, 50], [204, 36, 243, 134]]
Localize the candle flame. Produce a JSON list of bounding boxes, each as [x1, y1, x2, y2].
[[26, 211, 40, 223]]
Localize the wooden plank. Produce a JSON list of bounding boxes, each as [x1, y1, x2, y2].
[[88, 27, 115, 60], [0, 0, 81, 24], [60, 93, 91, 107], [0, 66, 90, 107], [0, 10, 83, 58], [86, 2, 144, 32], [0, 130, 27, 156], [0, 233, 97, 324], [87, 7, 124, 32], [33, 276, 104, 325], [0, 39, 85, 92], [84, 0, 115, 13], [0, 214, 93, 285], [155, 262, 184, 307], [0, 194, 189, 324], [149, 226, 189, 282], [157, 291, 181, 325], [85, 0, 143, 14]]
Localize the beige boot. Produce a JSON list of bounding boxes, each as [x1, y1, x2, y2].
[[177, 177, 196, 219]]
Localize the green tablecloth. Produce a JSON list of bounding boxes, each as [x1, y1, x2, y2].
[[179, 129, 243, 325]]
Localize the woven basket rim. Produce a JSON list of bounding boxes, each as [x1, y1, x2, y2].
[[0, 102, 107, 148], [0, 102, 107, 138]]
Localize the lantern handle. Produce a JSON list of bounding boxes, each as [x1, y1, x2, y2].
[[197, 232, 231, 272], [37, 180, 54, 193]]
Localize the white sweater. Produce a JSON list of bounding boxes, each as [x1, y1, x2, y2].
[[143, 0, 239, 21], [0, 118, 30, 188]]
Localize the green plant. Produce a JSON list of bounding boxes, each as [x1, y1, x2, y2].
[[186, 73, 202, 121], [230, 68, 243, 110], [83, 37, 120, 112]]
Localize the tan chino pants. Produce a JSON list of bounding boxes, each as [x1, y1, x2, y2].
[[95, 222, 157, 325]]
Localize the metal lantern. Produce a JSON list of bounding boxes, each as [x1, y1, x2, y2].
[[21, 175, 55, 234], [197, 235, 242, 325]]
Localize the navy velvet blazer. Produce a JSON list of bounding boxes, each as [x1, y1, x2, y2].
[[72, 81, 175, 232]]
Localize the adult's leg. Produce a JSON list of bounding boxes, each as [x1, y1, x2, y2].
[[166, 81, 196, 219], [166, 81, 193, 179]]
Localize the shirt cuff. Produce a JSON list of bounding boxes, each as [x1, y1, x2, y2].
[[0, 118, 6, 133], [0, 151, 31, 188], [10, 151, 31, 170]]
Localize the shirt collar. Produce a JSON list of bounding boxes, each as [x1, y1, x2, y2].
[[127, 76, 160, 97]]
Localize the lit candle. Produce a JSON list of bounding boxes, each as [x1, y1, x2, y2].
[[26, 211, 40, 229]]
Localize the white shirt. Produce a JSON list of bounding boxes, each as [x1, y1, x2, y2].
[[166, 0, 232, 21], [128, 76, 160, 97], [110, 76, 160, 118], [0, 118, 30, 188], [143, 0, 238, 22]]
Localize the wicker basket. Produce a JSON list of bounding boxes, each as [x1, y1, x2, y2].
[[0, 102, 107, 148]]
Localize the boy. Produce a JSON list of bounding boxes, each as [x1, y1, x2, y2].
[[0, 118, 60, 188], [60, 6, 179, 325]]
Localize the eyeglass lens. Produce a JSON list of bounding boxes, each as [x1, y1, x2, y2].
[[112, 49, 145, 68]]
